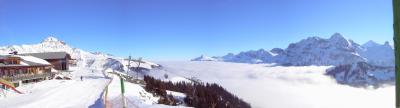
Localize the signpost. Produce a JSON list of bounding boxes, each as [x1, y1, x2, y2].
[[120, 76, 126, 108]]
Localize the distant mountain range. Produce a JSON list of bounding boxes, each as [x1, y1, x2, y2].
[[193, 33, 394, 66], [191, 55, 218, 61], [192, 33, 395, 87]]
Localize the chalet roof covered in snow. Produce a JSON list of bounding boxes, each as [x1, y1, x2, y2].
[[21, 52, 72, 60], [0, 55, 51, 67]]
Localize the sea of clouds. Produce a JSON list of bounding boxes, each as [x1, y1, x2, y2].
[[155, 61, 394, 108]]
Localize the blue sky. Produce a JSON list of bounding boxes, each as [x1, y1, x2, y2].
[[0, 0, 393, 60]]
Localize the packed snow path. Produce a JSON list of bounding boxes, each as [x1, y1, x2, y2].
[[0, 67, 110, 108]]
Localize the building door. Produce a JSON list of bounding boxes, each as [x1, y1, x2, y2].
[[61, 60, 67, 70]]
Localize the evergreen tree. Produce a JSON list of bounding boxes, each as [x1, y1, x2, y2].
[[143, 75, 251, 108]]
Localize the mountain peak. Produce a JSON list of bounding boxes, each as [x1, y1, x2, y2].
[[42, 36, 59, 42], [256, 48, 266, 52], [362, 40, 380, 48], [383, 41, 393, 49], [384, 41, 390, 46], [41, 36, 66, 45], [329, 33, 346, 40], [328, 33, 351, 47]]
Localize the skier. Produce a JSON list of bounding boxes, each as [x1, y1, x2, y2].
[[80, 76, 83, 81]]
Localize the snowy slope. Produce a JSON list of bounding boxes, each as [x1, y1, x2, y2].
[[152, 61, 394, 108], [0, 67, 110, 108], [106, 74, 188, 108]]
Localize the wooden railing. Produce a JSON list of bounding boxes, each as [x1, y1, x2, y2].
[[1, 73, 53, 82], [108, 72, 145, 85]]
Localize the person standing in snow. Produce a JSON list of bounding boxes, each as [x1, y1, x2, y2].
[[80, 76, 83, 81]]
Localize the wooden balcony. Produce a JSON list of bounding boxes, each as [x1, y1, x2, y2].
[[1, 73, 53, 82]]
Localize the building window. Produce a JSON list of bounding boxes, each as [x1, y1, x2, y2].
[[22, 69, 27, 74], [4, 70, 8, 76], [6, 60, 18, 64]]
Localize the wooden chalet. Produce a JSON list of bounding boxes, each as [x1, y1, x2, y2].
[[0, 55, 52, 87], [21, 52, 73, 71]]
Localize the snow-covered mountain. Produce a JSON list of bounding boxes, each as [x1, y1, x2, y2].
[[221, 49, 278, 64], [358, 41, 394, 66], [192, 33, 395, 86], [0, 36, 159, 71], [282, 33, 366, 66], [196, 33, 394, 66], [190, 55, 218, 61]]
